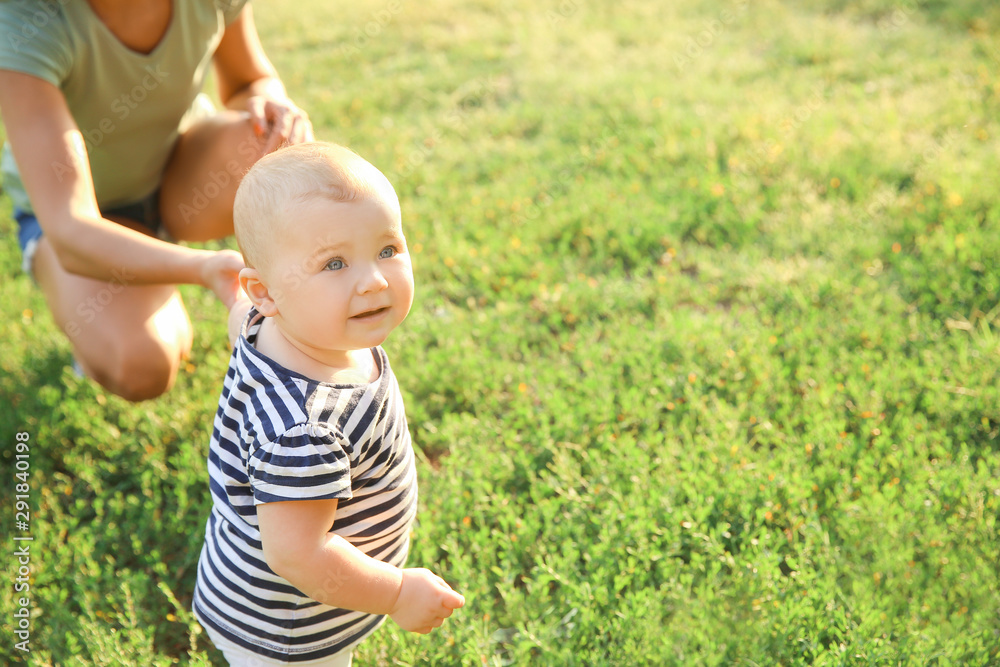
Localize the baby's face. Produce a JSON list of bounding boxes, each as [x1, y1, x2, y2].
[[262, 194, 414, 364]]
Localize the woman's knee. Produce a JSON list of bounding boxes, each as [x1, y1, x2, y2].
[[74, 293, 193, 402], [89, 334, 184, 402]]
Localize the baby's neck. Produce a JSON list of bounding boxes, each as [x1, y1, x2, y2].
[[254, 317, 376, 384], [326, 351, 376, 384]]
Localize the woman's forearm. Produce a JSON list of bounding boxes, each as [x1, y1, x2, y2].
[[47, 214, 212, 287]]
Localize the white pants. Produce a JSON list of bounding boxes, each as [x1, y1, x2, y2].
[[206, 625, 354, 666]]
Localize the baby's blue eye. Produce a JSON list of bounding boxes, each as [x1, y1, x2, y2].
[[379, 247, 396, 259], [325, 259, 345, 271]]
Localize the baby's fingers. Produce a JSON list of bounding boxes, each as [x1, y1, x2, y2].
[[441, 588, 465, 610]]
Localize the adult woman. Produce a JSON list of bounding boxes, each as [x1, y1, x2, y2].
[[0, 0, 313, 401]]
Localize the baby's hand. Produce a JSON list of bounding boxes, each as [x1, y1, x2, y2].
[[389, 568, 465, 634]]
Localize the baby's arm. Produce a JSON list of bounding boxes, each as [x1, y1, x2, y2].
[[258, 498, 465, 633]]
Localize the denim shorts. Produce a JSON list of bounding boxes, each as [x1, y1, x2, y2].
[[14, 189, 163, 275]]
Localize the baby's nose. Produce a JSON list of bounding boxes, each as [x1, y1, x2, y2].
[[359, 267, 389, 293]]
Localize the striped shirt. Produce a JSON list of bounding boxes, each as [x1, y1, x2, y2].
[[193, 310, 418, 662]]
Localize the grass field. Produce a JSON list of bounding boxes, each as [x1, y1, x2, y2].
[[2, 0, 1000, 664]]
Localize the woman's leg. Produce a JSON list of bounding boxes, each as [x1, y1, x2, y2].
[[29, 111, 269, 400], [32, 233, 193, 403], [158, 110, 268, 242]]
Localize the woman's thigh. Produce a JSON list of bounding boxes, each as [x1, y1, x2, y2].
[[159, 110, 268, 242]]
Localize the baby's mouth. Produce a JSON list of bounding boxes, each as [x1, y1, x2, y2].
[[352, 306, 389, 320]]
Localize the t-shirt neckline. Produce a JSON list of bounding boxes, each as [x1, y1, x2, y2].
[[241, 308, 386, 389], [79, 0, 176, 59]]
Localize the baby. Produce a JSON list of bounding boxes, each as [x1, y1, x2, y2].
[[193, 142, 464, 665]]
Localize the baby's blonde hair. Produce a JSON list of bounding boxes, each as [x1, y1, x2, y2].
[[234, 142, 399, 269]]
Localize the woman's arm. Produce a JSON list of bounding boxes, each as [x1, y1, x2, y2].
[[212, 5, 313, 151], [0, 70, 243, 306]]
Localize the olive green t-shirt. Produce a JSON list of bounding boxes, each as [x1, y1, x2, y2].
[[0, 0, 248, 213]]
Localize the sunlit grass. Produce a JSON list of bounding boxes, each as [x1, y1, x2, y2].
[[1, 0, 999, 664]]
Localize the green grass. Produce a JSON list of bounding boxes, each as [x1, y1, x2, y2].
[[2, 0, 1000, 664]]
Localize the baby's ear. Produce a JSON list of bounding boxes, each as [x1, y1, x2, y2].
[[239, 267, 279, 317]]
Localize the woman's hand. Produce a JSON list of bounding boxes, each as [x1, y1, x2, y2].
[[245, 95, 314, 154], [212, 6, 313, 153], [200, 249, 246, 310]]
